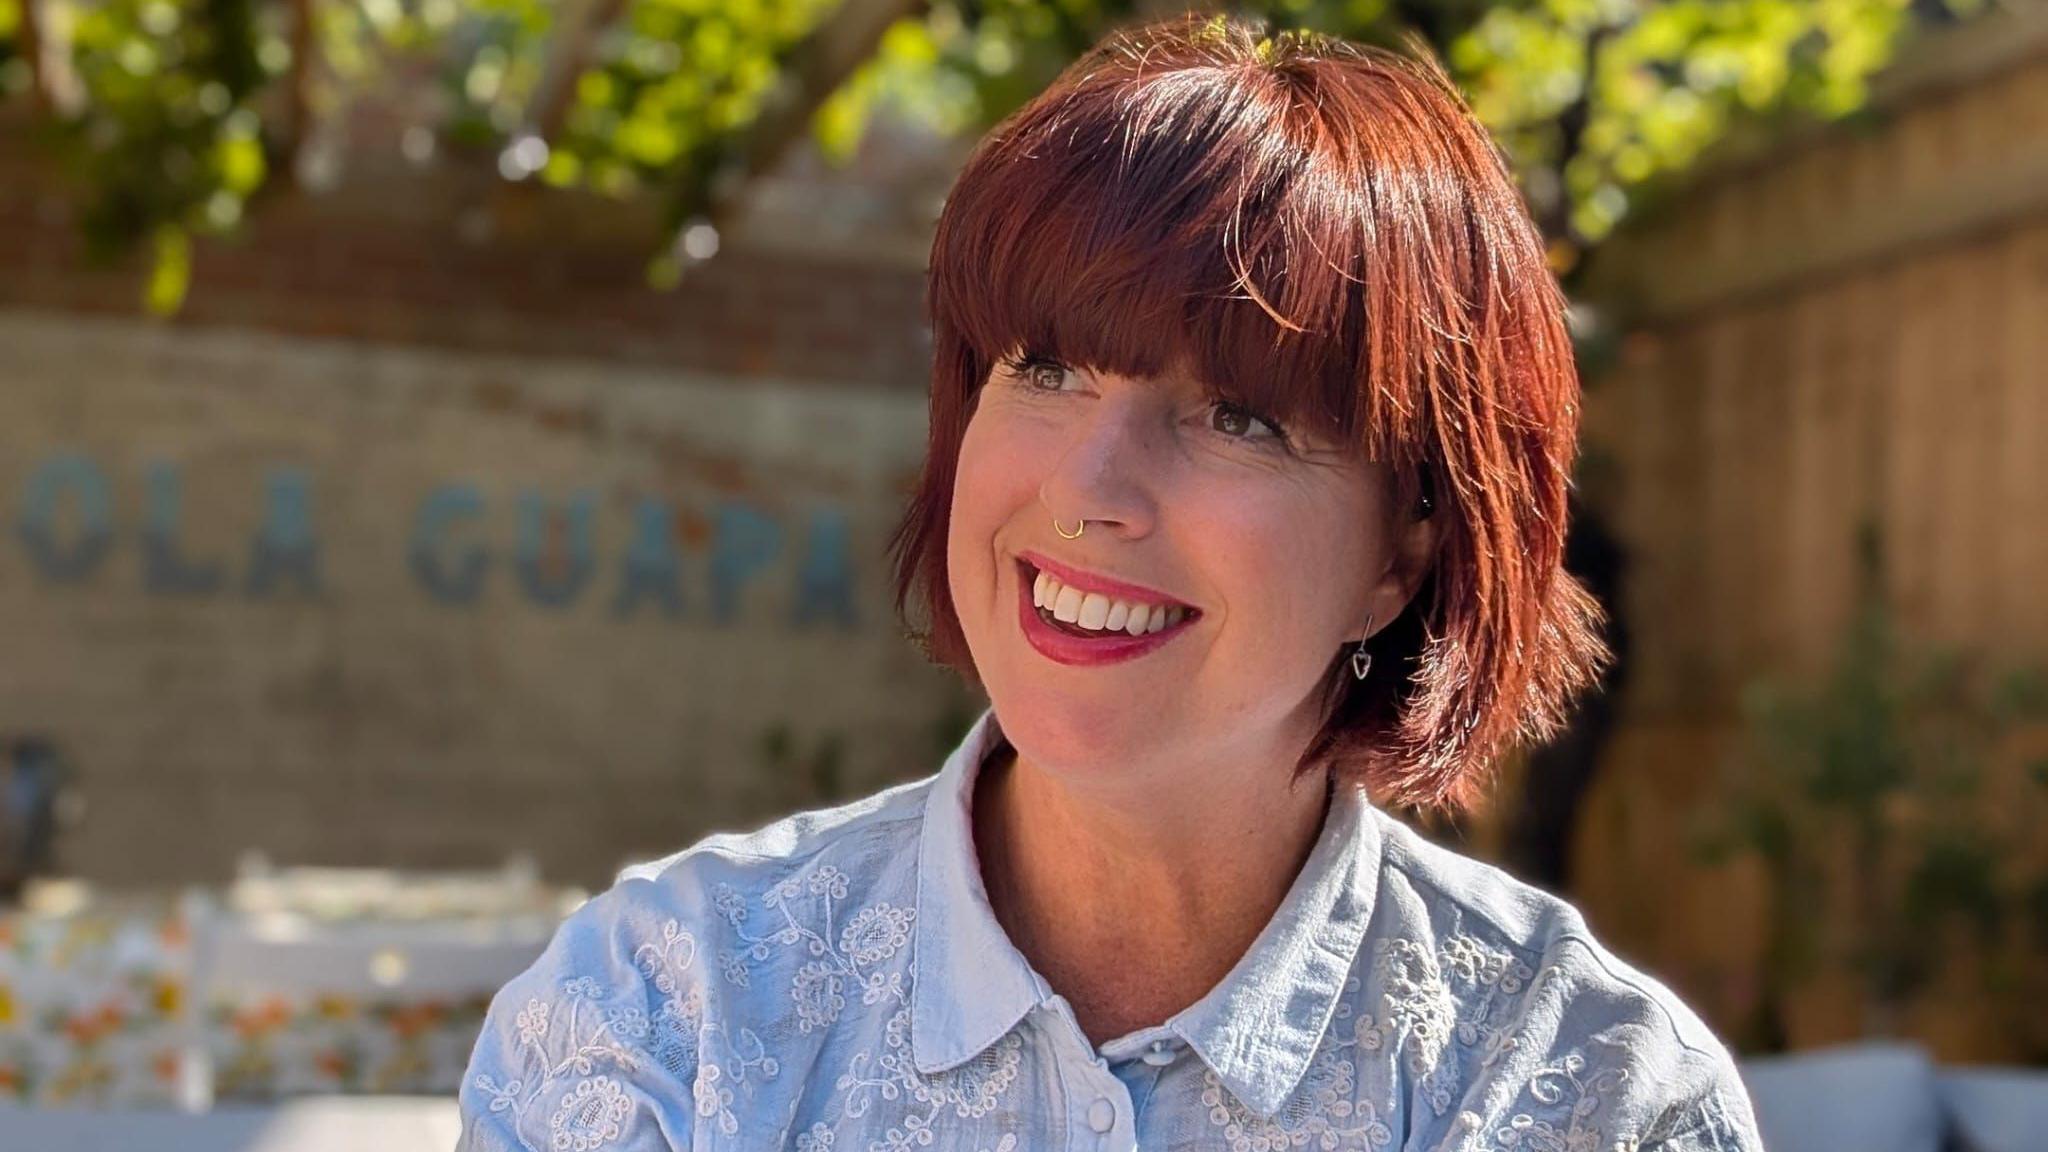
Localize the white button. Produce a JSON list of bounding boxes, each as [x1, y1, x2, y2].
[[1086, 1097, 1116, 1133], [1140, 1040, 1176, 1067]]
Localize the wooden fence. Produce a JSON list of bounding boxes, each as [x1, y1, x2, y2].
[[1573, 8, 2048, 1060]]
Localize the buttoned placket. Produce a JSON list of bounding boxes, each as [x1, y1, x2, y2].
[[1102, 1027, 1182, 1134], [1041, 994, 1142, 1152]]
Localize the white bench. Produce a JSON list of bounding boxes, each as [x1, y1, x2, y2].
[[1739, 1043, 2048, 1152], [0, 1096, 460, 1152]]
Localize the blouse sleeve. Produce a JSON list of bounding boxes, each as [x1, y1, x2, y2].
[[1637, 1047, 1767, 1152], [456, 879, 706, 1152]]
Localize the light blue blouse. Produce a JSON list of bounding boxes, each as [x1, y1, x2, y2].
[[457, 706, 1764, 1151]]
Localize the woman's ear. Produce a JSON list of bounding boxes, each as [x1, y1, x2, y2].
[[1361, 494, 1442, 642], [1391, 506, 1442, 604]]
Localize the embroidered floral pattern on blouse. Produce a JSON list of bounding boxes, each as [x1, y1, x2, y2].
[[549, 1076, 632, 1152], [840, 904, 914, 967], [712, 863, 917, 1032], [466, 906, 798, 1150], [1190, 929, 1572, 1149], [1369, 932, 1537, 1117], [1484, 1050, 1631, 1152], [469, 969, 646, 1152], [835, 1004, 1026, 1150], [1200, 1045, 1396, 1151], [471, 872, 1738, 1152], [630, 915, 773, 1138], [646, 991, 701, 1082], [711, 860, 1017, 1151]]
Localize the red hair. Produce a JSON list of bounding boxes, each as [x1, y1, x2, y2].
[[888, 13, 1610, 811]]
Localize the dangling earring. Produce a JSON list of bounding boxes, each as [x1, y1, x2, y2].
[[1350, 613, 1375, 680]]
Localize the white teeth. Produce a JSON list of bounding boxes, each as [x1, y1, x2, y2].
[[1032, 566, 1189, 635], [1053, 585, 1084, 623], [1078, 592, 1111, 629]]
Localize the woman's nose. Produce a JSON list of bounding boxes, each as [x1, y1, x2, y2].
[[1037, 397, 1160, 538]]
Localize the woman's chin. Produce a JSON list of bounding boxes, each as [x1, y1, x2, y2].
[[991, 689, 1174, 768]]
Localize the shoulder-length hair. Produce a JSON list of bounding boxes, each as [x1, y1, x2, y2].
[[888, 13, 1610, 811]]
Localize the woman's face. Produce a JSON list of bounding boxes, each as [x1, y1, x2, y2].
[[946, 354, 1427, 788]]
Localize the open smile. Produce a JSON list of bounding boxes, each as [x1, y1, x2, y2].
[[1013, 555, 1201, 667]]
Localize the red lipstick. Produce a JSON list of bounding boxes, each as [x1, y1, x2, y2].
[[1014, 558, 1198, 667]]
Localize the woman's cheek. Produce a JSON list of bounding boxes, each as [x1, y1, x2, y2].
[[948, 422, 1030, 596]]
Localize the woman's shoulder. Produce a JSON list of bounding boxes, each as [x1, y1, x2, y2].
[[1364, 804, 1723, 1049], [1353, 809, 1765, 1150], [621, 768, 936, 889], [526, 765, 936, 979], [455, 774, 936, 1150], [530, 769, 935, 974]]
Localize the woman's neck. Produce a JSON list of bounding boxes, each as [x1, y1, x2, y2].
[[971, 736, 1333, 1047]]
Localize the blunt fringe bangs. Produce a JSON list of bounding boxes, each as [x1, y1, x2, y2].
[[889, 13, 1611, 811]]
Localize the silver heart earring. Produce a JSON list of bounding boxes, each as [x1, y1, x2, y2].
[[1350, 613, 1375, 680]]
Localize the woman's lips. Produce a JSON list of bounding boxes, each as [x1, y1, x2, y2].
[[1014, 558, 1197, 667]]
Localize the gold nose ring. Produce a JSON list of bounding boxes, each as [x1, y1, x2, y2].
[[1053, 518, 1085, 540]]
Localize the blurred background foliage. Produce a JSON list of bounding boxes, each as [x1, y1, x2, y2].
[[1698, 524, 2048, 1058], [0, 0, 1992, 313]]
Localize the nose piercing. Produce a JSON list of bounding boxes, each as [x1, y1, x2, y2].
[[1053, 518, 1085, 540]]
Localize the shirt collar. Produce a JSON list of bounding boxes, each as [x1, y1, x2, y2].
[[909, 705, 1385, 1119], [1165, 769, 1382, 1117], [910, 706, 1052, 1076]]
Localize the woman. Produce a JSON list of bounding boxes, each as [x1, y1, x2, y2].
[[459, 14, 1764, 1152]]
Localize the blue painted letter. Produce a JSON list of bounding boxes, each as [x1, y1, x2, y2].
[[143, 462, 223, 596], [613, 497, 684, 618], [245, 468, 321, 596], [514, 490, 596, 608], [792, 507, 857, 629], [17, 454, 113, 584], [410, 484, 490, 605], [710, 501, 783, 625]]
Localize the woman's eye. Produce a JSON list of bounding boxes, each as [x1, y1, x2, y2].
[[1018, 358, 1070, 392], [1209, 400, 1288, 446]]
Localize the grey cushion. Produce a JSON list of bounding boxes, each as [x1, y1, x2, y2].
[[1738, 1042, 1943, 1152], [1936, 1066, 2048, 1152]]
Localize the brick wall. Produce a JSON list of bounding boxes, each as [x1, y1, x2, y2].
[[0, 111, 936, 389]]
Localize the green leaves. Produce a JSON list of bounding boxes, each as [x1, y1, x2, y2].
[[1, 0, 1974, 311], [539, 0, 837, 209], [0, 2, 26, 100], [812, 18, 969, 164], [51, 0, 283, 312], [1448, 0, 1921, 266], [858, 0, 1946, 272]]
